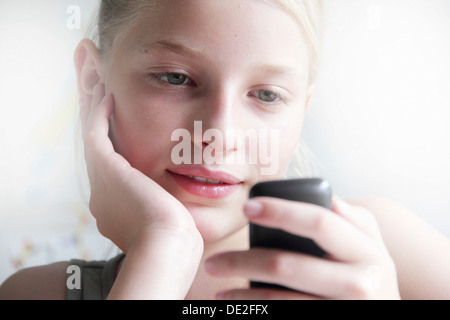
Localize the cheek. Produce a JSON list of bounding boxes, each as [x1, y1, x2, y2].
[[108, 89, 182, 175], [260, 111, 304, 178], [279, 135, 301, 172]]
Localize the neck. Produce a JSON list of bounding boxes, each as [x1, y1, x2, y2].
[[185, 225, 249, 300]]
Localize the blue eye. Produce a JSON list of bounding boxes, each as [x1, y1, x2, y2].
[[153, 72, 191, 85], [258, 90, 278, 102], [165, 73, 188, 85]]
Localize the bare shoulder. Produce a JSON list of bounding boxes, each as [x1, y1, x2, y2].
[[346, 196, 449, 244], [346, 195, 418, 218], [0, 261, 69, 300], [346, 196, 450, 300]]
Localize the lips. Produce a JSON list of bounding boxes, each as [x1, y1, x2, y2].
[[167, 166, 243, 199]]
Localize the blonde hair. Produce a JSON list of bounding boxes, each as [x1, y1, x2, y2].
[[262, 0, 324, 84], [87, 0, 324, 177]]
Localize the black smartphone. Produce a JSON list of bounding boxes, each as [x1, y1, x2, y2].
[[249, 178, 332, 291]]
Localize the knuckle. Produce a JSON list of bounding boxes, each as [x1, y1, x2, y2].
[[344, 273, 373, 300], [217, 254, 236, 274], [311, 210, 332, 233], [266, 253, 291, 278]]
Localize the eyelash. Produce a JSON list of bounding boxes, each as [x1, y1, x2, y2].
[[147, 72, 286, 104], [249, 89, 286, 105], [148, 72, 194, 87]]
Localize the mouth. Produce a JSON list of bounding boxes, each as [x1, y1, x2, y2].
[[167, 166, 243, 199], [184, 175, 227, 184]]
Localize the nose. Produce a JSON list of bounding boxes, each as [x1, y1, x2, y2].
[[191, 86, 241, 162]]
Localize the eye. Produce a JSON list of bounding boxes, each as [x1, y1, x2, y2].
[[152, 72, 192, 86], [258, 90, 279, 103], [166, 73, 188, 85], [250, 88, 286, 104]]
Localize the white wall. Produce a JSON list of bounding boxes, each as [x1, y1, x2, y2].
[[0, 0, 110, 284], [303, 0, 450, 237], [0, 0, 449, 284]]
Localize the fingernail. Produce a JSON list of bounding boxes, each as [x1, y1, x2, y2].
[[244, 200, 263, 217]]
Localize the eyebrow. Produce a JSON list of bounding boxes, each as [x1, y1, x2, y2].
[[138, 40, 305, 79], [138, 40, 205, 60], [255, 64, 299, 77]]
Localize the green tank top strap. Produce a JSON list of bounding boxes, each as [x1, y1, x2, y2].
[[66, 253, 125, 300]]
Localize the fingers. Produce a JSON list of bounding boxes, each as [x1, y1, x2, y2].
[[79, 84, 107, 137], [84, 84, 113, 152], [205, 198, 396, 299], [332, 196, 384, 244], [206, 249, 374, 299], [79, 83, 112, 142], [80, 84, 128, 178], [244, 197, 381, 262], [216, 288, 321, 300]]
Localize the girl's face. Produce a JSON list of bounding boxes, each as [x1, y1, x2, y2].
[[103, 0, 311, 242]]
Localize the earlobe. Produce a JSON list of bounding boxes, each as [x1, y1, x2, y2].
[[74, 39, 103, 98]]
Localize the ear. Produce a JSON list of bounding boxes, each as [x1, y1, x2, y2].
[[73, 39, 104, 102]]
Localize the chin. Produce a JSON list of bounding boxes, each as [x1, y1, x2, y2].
[[184, 203, 248, 244]]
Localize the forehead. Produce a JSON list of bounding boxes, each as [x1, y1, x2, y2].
[[113, 0, 310, 75]]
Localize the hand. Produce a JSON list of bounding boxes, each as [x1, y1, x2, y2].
[[205, 197, 400, 300], [80, 84, 203, 299], [80, 83, 202, 252]]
